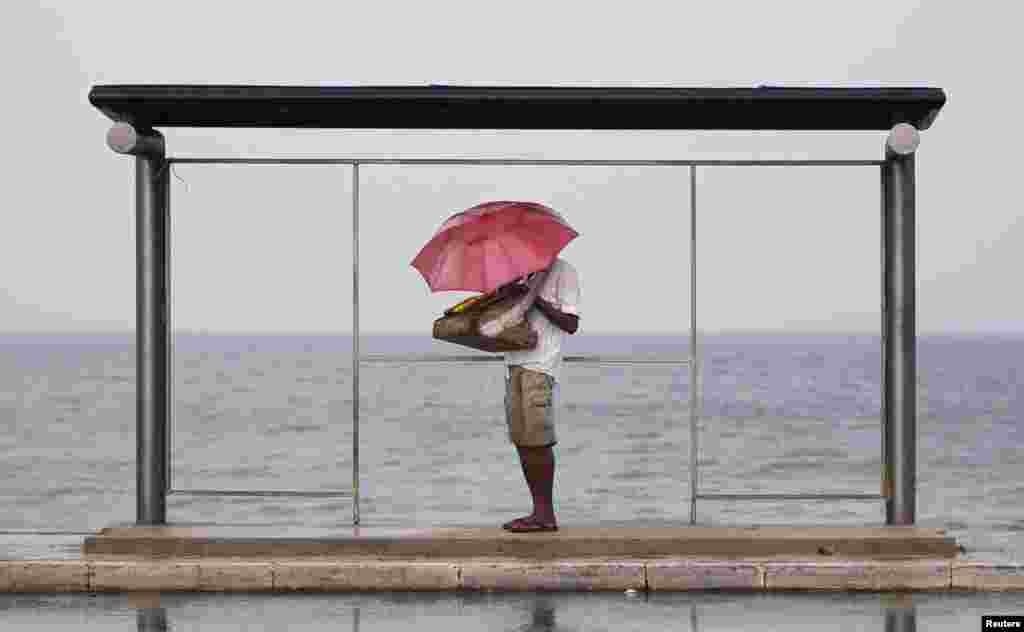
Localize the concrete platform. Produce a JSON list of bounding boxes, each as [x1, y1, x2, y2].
[[82, 523, 959, 560], [6, 522, 1019, 593]]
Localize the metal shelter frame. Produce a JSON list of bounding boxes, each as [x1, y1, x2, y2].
[[88, 85, 946, 528]]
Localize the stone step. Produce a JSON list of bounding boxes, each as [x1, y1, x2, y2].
[[82, 523, 959, 560], [3, 558, 1023, 592]]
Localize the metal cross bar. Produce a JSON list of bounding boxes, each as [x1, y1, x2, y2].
[[167, 489, 352, 498], [359, 354, 692, 365], [167, 158, 884, 167], [697, 493, 886, 501]]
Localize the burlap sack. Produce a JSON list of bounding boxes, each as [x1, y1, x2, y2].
[[433, 284, 538, 352]]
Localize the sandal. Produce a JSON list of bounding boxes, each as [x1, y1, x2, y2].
[[502, 516, 558, 532]]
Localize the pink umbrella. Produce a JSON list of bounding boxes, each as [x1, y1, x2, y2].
[[411, 201, 578, 293]]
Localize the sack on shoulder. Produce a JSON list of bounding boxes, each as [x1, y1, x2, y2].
[[433, 284, 538, 352]]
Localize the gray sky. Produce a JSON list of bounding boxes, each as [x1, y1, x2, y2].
[[1, 1, 1021, 335]]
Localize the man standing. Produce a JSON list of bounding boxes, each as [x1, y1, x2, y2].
[[500, 257, 580, 532]]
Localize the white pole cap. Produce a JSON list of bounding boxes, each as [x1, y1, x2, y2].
[[886, 123, 920, 155]]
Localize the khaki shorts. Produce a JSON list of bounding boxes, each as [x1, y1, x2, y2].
[[504, 365, 558, 447]]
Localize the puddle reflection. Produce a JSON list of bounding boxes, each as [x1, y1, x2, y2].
[[511, 596, 575, 632], [137, 607, 169, 632], [123, 591, 923, 631], [129, 592, 168, 632], [880, 593, 916, 632], [2, 589, 1018, 630], [884, 606, 916, 632]]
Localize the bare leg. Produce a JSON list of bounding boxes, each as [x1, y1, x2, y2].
[[515, 445, 557, 524]]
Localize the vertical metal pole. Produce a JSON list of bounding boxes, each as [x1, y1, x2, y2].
[[880, 163, 889, 502], [110, 124, 169, 525], [689, 165, 698, 525], [165, 159, 174, 498], [352, 163, 361, 525], [883, 124, 919, 525]]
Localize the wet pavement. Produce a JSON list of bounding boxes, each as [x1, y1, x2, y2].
[[1, 590, 1023, 630]]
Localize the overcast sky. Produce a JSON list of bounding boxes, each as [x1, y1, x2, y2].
[[1, 1, 1020, 335]]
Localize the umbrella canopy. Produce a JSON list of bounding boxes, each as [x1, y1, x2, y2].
[[411, 201, 578, 293]]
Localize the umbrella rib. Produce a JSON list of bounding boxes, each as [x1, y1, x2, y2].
[[493, 233, 516, 287], [429, 230, 457, 289], [504, 227, 555, 266]]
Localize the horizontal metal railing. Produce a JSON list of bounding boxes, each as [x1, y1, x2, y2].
[[697, 493, 885, 501], [168, 489, 350, 498], [169, 491, 884, 502], [359, 354, 691, 365], [169, 157, 883, 167]]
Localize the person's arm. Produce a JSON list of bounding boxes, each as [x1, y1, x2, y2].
[[478, 273, 546, 338], [534, 296, 579, 334], [531, 262, 580, 335], [482, 279, 524, 304]]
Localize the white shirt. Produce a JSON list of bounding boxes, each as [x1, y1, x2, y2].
[[503, 258, 581, 383]]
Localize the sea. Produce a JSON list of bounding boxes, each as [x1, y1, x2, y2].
[[1, 331, 1021, 629]]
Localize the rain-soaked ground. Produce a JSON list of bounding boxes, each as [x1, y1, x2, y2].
[[1, 590, 1023, 630]]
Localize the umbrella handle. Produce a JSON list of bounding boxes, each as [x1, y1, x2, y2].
[[480, 270, 549, 337]]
